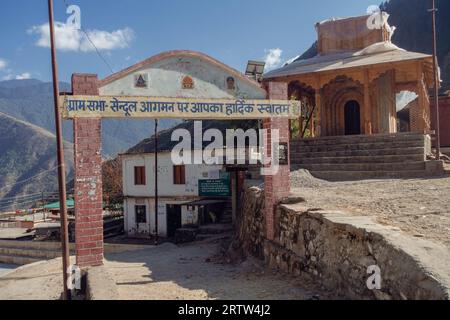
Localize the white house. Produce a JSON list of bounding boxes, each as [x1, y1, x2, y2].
[[122, 149, 229, 237], [99, 50, 266, 237]]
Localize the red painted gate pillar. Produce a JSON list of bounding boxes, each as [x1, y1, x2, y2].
[[72, 74, 104, 267], [263, 82, 291, 240]]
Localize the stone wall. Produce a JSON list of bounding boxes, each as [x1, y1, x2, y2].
[[236, 186, 450, 300], [235, 187, 266, 259]]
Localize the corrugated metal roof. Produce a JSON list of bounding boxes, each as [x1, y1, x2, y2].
[[264, 49, 432, 79]]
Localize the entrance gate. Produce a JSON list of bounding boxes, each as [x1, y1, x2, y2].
[[344, 100, 362, 135], [63, 51, 300, 267]]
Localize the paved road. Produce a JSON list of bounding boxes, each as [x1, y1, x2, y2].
[[0, 264, 18, 277]]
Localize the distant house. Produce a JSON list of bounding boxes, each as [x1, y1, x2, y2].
[[102, 50, 266, 238], [121, 147, 231, 238], [44, 199, 75, 216]]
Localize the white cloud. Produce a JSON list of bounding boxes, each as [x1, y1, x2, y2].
[[0, 58, 7, 71], [264, 48, 283, 70], [28, 22, 134, 52], [15, 72, 31, 80]]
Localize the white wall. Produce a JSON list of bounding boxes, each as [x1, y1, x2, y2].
[[124, 198, 199, 237], [122, 151, 223, 197], [99, 55, 266, 100]]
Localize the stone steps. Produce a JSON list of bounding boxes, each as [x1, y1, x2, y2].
[[292, 147, 425, 159], [303, 170, 437, 181], [296, 162, 426, 172], [295, 154, 425, 165], [0, 247, 61, 260], [297, 132, 424, 146], [293, 140, 424, 153], [198, 223, 234, 235], [0, 254, 42, 266], [0, 240, 72, 265], [289, 133, 443, 181]]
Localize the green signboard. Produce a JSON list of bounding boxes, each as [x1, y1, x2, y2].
[[199, 173, 231, 197]]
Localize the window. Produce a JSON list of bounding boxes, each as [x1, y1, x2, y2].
[[134, 166, 146, 185], [135, 205, 147, 224], [173, 165, 186, 185]]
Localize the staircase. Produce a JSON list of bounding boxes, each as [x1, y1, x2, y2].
[[291, 133, 444, 181], [220, 201, 233, 224], [0, 240, 74, 265]]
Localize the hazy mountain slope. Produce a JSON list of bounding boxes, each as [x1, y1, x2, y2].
[[0, 79, 177, 157], [0, 112, 74, 211]]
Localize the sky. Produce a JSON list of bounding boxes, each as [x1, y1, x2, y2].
[[0, 0, 380, 83]]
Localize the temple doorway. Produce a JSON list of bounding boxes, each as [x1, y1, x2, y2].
[[344, 100, 361, 135]]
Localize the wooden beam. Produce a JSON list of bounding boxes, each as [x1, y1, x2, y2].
[[363, 69, 372, 134], [315, 89, 322, 136]]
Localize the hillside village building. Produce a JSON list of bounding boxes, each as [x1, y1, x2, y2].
[[265, 15, 435, 136], [65, 50, 286, 264], [264, 14, 444, 179], [63, 13, 444, 267], [105, 51, 269, 238], [121, 149, 228, 238]]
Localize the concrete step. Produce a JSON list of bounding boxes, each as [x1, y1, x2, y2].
[[295, 133, 425, 147], [291, 147, 425, 159], [295, 161, 426, 172], [0, 240, 62, 251], [198, 224, 234, 235], [306, 170, 437, 181], [295, 154, 425, 165], [292, 140, 424, 153], [0, 247, 61, 260], [0, 254, 42, 266]]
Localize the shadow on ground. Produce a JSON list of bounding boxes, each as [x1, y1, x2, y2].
[[104, 239, 335, 300]]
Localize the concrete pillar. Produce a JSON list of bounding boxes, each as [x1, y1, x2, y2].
[[72, 74, 104, 267], [263, 82, 291, 241]]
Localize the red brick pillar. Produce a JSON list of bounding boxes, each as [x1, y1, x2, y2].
[[263, 82, 291, 241], [72, 74, 104, 267]]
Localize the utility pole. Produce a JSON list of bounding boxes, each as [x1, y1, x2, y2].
[[430, 0, 441, 159], [154, 119, 159, 245], [48, 0, 71, 300]]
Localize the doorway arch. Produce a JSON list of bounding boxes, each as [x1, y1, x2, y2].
[[344, 100, 361, 135]]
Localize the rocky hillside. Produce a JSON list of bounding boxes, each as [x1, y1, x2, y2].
[[381, 0, 450, 91], [0, 79, 177, 157], [0, 112, 74, 211]]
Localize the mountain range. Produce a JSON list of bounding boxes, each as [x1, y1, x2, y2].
[[0, 112, 74, 211], [0, 79, 176, 210]]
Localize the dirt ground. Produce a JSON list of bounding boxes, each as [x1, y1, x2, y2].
[[0, 259, 71, 300], [105, 240, 336, 300], [291, 170, 450, 248], [0, 240, 336, 300]]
